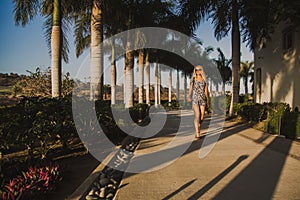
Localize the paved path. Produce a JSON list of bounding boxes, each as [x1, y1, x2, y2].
[[114, 111, 300, 200]]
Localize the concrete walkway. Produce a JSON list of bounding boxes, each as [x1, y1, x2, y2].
[[114, 111, 300, 200]]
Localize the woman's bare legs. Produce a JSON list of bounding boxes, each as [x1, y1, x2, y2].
[[200, 105, 206, 124], [192, 104, 201, 137]]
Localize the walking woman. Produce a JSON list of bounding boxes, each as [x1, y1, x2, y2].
[[187, 65, 210, 139]]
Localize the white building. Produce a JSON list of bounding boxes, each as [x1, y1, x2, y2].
[[254, 22, 300, 110]]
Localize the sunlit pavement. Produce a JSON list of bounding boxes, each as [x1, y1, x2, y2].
[[114, 111, 300, 200]]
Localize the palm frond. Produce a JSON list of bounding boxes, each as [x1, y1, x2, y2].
[[43, 15, 52, 60], [13, 0, 40, 27], [74, 12, 91, 57], [210, 1, 231, 41], [61, 17, 71, 63]]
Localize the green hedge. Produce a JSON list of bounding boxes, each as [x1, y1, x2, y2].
[[237, 102, 267, 122], [0, 97, 151, 157], [0, 97, 76, 157], [236, 101, 300, 139], [281, 111, 300, 138]]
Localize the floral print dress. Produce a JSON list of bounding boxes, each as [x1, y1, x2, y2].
[[191, 78, 207, 106]]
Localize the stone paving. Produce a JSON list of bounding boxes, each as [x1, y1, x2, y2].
[[113, 111, 300, 200], [68, 110, 300, 200]]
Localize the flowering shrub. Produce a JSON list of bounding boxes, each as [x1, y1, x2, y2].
[[0, 164, 61, 200]]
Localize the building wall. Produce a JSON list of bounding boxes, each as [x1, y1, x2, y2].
[[254, 23, 300, 110]]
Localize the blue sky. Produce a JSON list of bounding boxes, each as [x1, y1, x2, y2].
[[0, 1, 253, 91]]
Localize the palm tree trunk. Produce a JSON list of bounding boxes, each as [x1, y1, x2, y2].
[[176, 67, 180, 101], [138, 49, 144, 104], [125, 40, 134, 108], [245, 77, 248, 95], [154, 60, 158, 107], [123, 65, 126, 104], [124, 3, 134, 108], [158, 63, 161, 105], [145, 51, 150, 105], [111, 39, 116, 105], [51, 0, 62, 98], [184, 72, 187, 104], [229, 0, 240, 115], [222, 82, 226, 95], [90, 0, 103, 100], [168, 69, 172, 103]]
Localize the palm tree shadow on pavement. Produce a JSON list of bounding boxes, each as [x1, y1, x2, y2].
[[187, 155, 249, 200], [162, 179, 197, 200], [211, 137, 293, 200]]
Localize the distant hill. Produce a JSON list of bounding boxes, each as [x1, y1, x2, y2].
[[0, 73, 24, 87]]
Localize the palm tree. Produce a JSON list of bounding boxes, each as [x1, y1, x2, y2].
[[121, 0, 176, 107], [90, 0, 103, 100], [13, 0, 71, 98], [180, 0, 253, 115], [213, 48, 232, 94], [168, 68, 172, 103], [145, 51, 150, 105], [241, 0, 300, 51], [50, 0, 62, 97], [138, 49, 144, 104], [176, 67, 180, 101], [105, 0, 129, 105], [158, 62, 161, 105], [240, 61, 254, 96], [111, 39, 117, 104], [73, 0, 106, 101], [124, 2, 135, 108], [154, 60, 159, 107]]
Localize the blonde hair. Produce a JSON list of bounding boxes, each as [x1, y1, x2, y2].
[[192, 65, 206, 81]]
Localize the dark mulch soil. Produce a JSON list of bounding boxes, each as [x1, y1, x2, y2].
[[46, 153, 100, 200]]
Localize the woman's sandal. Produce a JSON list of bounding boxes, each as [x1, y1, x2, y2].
[[195, 134, 201, 140]]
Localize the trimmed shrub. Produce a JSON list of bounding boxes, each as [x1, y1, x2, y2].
[[237, 102, 267, 122], [281, 111, 300, 139], [237, 101, 300, 138], [162, 100, 181, 110], [263, 103, 290, 134]]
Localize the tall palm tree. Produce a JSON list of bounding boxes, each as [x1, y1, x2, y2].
[[90, 0, 103, 100], [154, 60, 159, 107], [111, 39, 117, 104], [13, 0, 71, 98], [183, 71, 187, 104], [124, 1, 135, 108], [240, 60, 254, 96], [138, 49, 144, 104], [50, 0, 62, 97], [176, 67, 180, 101], [180, 0, 254, 115], [121, 0, 176, 107], [73, 0, 106, 101], [168, 68, 172, 103], [104, 0, 128, 105], [213, 48, 232, 94], [145, 51, 150, 105]]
